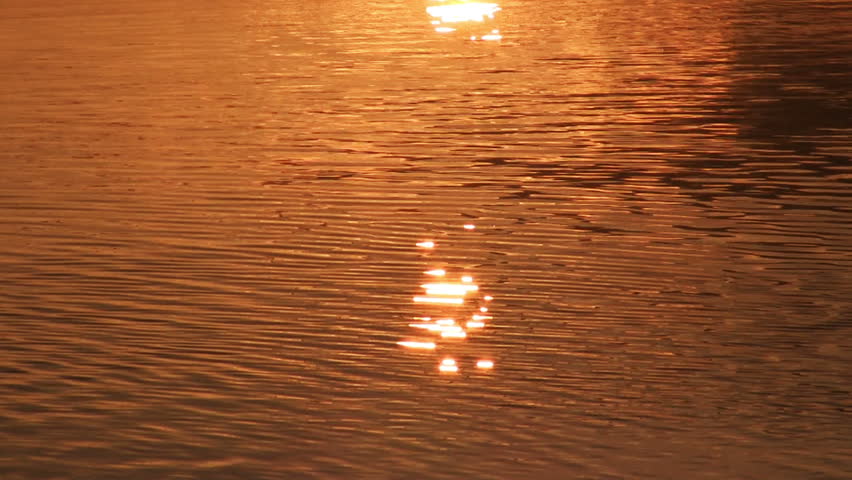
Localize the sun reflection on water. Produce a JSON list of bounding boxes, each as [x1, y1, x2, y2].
[[476, 359, 494, 370], [426, 1, 503, 41], [397, 223, 496, 374], [439, 357, 459, 373], [413, 295, 465, 305], [422, 283, 479, 295], [396, 341, 437, 350]]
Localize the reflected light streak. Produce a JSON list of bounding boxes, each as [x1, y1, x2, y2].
[[441, 328, 467, 339], [426, 2, 501, 23], [435, 26, 456, 33], [413, 296, 464, 305], [422, 283, 479, 295], [401, 220, 500, 374], [409, 322, 445, 331], [476, 360, 494, 369], [397, 341, 436, 350], [440, 325, 464, 333], [410, 323, 466, 338], [439, 357, 458, 373]]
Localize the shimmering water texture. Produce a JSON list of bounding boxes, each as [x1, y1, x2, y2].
[[427, 0, 503, 41], [398, 224, 496, 373], [1, 0, 851, 479]]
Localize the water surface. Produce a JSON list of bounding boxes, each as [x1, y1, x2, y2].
[[1, 0, 851, 478]]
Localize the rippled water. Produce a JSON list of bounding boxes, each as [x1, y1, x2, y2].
[[2, 0, 851, 478]]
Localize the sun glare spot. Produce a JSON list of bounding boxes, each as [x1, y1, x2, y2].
[[426, 2, 501, 23], [409, 322, 444, 332], [476, 360, 494, 369], [397, 341, 436, 350], [401, 215, 502, 375], [441, 328, 467, 339], [422, 283, 478, 296], [439, 364, 459, 373], [414, 296, 465, 305], [439, 357, 459, 372]]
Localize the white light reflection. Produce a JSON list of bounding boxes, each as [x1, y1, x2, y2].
[[409, 322, 466, 337], [409, 322, 445, 332], [426, 1, 503, 40], [426, 2, 501, 23], [440, 328, 467, 339], [399, 221, 498, 376], [439, 358, 459, 373], [476, 360, 494, 369], [397, 341, 437, 350], [422, 283, 478, 296], [413, 296, 464, 305]]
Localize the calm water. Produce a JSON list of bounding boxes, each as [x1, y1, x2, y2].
[[2, 0, 851, 478]]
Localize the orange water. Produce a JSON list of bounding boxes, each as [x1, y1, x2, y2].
[[1, 1, 851, 478]]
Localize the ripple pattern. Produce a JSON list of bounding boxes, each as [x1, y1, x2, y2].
[[1, 0, 851, 479]]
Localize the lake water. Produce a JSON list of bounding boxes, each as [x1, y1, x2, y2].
[[1, 0, 851, 478]]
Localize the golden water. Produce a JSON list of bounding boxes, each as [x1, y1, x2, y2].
[[1, 0, 851, 478]]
